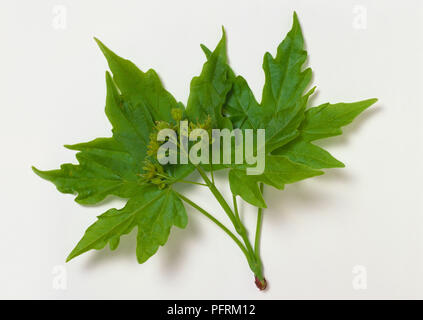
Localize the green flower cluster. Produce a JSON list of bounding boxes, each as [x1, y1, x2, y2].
[[142, 109, 213, 189], [140, 160, 168, 189]]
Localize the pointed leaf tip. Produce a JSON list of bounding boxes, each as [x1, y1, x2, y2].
[[32, 166, 47, 179], [218, 27, 227, 48], [32, 166, 40, 175], [308, 86, 317, 96], [94, 37, 115, 60], [63, 144, 73, 150], [94, 36, 103, 45], [66, 247, 81, 263], [105, 70, 113, 82], [368, 98, 378, 105], [293, 11, 300, 25], [66, 253, 75, 263], [359, 98, 378, 110], [93, 37, 103, 49], [200, 44, 212, 59]]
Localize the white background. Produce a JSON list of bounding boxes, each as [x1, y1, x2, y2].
[[1, 0, 422, 299]]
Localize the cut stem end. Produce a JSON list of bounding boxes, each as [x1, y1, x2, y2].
[[254, 276, 267, 291]]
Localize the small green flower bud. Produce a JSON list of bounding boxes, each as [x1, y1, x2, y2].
[[151, 177, 163, 185], [171, 108, 183, 121], [155, 120, 171, 131]]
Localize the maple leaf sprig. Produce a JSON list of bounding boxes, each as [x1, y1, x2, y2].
[[33, 12, 376, 290]]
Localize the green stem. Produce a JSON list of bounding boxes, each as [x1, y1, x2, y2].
[[177, 180, 208, 187], [171, 124, 266, 287], [175, 191, 249, 259], [254, 183, 264, 259], [210, 164, 215, 185], [196, 166, 261, 278], [233, 195, 241, 224], [196, 165, 239, 229], [232, 195, 255, 259]]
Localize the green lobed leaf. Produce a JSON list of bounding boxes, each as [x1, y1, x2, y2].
[[218, 13, 375, 207], [220, 12, 313, 153], [95, 38, 184, 123], [224, 77, 314, 152], [32, 138, 142, 205], [32, 70, 155, 204], [261, 12, 312, 115], [34, 39, 197, 263], [67, 186, 187, 263], [217, 13, 318, 205]]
